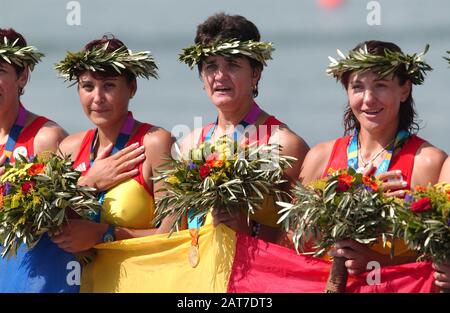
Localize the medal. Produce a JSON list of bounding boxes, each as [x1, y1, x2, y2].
[[188, 228, 200, 268], [188, 245, 200, 268]]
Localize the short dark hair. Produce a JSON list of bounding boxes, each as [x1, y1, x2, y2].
[[194, 13, 263, 97], [341, 40, 420, 135]]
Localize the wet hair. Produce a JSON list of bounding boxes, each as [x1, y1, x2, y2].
[[194, 13, 263, 97], [81, 35, 135, 84], [341, 40, 420, 135], [0, 28, 28, 75]]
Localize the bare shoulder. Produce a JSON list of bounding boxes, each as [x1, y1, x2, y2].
[[34, 121, 68, 155], [143, 125, 175, 156], [415, 141, 447, 171], [269, 125, 310, 183], [299, 139, 337, 184], [178, 127, 203, 157], [58, 131, 89, 160], [411, 142, 447, 187], [412, 140, 447, 186]]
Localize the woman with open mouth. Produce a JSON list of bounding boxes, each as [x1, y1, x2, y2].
[[179, 13, 309, 243]]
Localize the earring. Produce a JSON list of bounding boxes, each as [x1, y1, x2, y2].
[[19, 87, 24, 96]]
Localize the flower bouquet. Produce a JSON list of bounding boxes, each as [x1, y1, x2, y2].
[[0, 153, 101, 259], [393, 183, 450, 293], [277, 168, 400, 293], [152, 135, 296, 234]]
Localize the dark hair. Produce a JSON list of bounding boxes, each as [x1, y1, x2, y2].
[[194, 13, 263, 97], [81, 35, 135, 84], [341, 40, 420, 135], [0, 28, 28, 75]]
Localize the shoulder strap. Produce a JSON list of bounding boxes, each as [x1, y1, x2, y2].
[[322, 136, 351, 178], [73, 129, 96, 174], [389, 135, 426, 188]]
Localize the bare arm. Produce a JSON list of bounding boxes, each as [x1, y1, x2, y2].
[[33, 121, 68, 155], [269, 125, 309, 185], [299, 140, 335, 185]]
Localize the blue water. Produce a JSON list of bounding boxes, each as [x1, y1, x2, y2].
[[2, 0, 450, 152]]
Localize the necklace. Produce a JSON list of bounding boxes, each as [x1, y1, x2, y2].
[[347, 129, 410, 176], [357, 137, 395, 171]]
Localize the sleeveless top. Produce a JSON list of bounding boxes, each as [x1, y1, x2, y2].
[[200, 116, 283, 228], [323, 134, 426, 256], [0, 116, 49, 161], [72, 123, 155, 228], [0, 116, 79, 293]]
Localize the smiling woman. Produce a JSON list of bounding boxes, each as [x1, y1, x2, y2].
[[298, 40, 447, 282]]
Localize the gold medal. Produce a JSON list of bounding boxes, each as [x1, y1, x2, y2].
[[188, 245, 200, 268]]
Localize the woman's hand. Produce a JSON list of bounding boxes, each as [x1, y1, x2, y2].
[[78, 142, 145, 191], [328, 239, 388, 276], [433, 262, 450, 289], [363, 163, 407, 197], [49, 219, 108, 253]]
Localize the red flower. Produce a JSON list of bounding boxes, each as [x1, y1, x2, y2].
[[199, 165, 211, 179], [21, 181, 36, 194], [362, 176, 379, 192], [28, 163, 45, 176], [336, 174, 353, 192], [410, 197, 431, 213]]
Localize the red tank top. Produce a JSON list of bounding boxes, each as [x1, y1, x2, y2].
[[323, 134, 426, 190], [0, 116, 50, 163], [199, 115, 283, 145], [72, 123, 153, 194]]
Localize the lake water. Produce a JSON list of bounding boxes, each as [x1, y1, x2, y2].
[[2, 0, 450, 152]]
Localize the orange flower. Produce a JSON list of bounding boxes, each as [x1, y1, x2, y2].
[[28, 163, 45, 176], [336, 174, 354, 192], [211, 160, 224, 168], [414, 185, 427, 193], [362, 176, 379, 192]]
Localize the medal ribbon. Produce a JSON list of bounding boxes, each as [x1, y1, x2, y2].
[[88, 111, 135, 222], [204, 101, 262, 142], [347, 128, 410, 176]]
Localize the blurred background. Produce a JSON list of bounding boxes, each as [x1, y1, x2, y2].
[[1, 0, 450, 152]]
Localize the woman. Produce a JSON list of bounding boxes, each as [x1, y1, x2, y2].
[[299, 40, 447, 275], [179, 13, 309, 242], [0, 28, 71, 292], [51, 36, 175, 292], [433, 157, 450, 290]]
